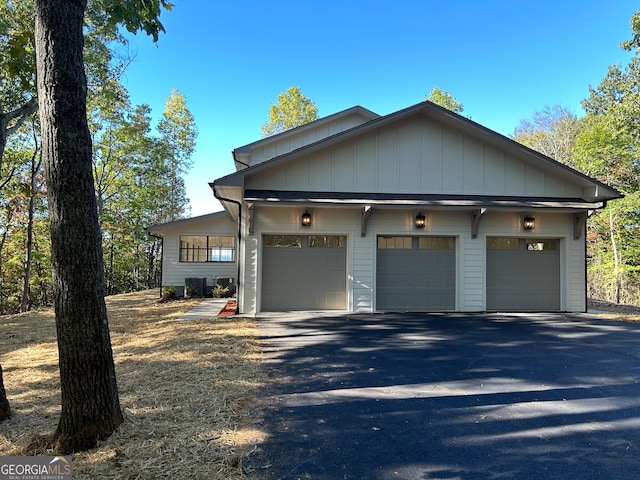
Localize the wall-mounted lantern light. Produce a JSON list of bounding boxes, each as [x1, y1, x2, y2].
[[415, 212, 426, 229], [523, 215, 535, 230], [301, 210, 312, 227]]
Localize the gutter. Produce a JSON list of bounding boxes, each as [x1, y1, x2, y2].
[[213, 187, 242, 315]]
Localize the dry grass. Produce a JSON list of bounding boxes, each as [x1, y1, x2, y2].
[[0, 291, 264, 479], [588, 299, 640, 322]]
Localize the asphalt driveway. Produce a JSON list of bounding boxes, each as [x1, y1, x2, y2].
[[245, 312, 640, 480]]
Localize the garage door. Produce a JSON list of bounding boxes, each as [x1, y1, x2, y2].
[[262, 235, 347, 311], [486, 237, 560, 311], [377, 236, 456, 311]]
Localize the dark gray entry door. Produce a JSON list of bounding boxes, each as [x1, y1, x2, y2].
[[262, 235, 347, 311], [486, 237, 560, 311], [376, 236, 456, 311]]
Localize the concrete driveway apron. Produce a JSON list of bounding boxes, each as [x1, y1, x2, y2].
[[245, 312, 640, 480]]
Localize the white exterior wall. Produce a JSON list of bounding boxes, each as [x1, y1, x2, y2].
[[240, 205, 587, 314], [245, 115, 583, 198], [157, 214, 238, 295]]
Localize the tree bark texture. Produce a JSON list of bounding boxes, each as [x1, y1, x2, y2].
[[0, 364, 10, 421], [35, 0, 123, 452]]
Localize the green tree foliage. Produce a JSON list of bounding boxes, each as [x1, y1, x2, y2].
[[0, 0, 193, 312], [0, 0, 38, 168], [157, 88, 198, 220], [261, 86, 318, 137], [0, 122, 50, 315], [512, 105, 580, 166], [425, 86, 464, 114], [510, 11, 640, 305], [575, 81, 640, 304], [573, 10, 640, 304], [92, 90, 197, 295]]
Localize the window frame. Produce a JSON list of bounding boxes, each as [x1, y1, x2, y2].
[[179, 235, 236, 263]]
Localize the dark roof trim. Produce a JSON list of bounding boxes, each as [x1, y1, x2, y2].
[[147, 210, 230, 233], [244, 189, 605, 210]]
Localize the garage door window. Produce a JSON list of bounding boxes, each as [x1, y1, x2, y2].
[[486, 237, 519, 250], [264, 235, 301, 248], [309, 235, 346, 248], [378, 236, 412, 249], [419, 237, 455, 250], [527, 240, 558, 251], [487, 238, 559, 251]]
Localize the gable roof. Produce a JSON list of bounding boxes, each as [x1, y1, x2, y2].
[[147, 211, 231, 235], [232, 106, 380, 170], [213, 101, 622, 217]]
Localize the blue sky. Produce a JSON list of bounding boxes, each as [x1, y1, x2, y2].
[[121, 1, 637, 216]]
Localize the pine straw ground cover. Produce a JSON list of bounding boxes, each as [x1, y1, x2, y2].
[[0, 290, 264, 479]]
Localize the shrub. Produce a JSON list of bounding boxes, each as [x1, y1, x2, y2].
[[162, 285, 177, 300]]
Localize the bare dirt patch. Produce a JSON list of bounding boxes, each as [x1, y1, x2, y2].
[[0, 290, 264, 479]]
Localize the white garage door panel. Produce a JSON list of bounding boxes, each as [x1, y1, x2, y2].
[[486, 238, 560, 311], [262, 235, 347, 311]]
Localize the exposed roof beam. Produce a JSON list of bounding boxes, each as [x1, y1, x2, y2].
[[361, 205, 372, 237], [247, 203, 255, 235], [574, 212, 587, 240], [471, 208, 487, 238]]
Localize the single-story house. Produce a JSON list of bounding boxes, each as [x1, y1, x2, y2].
[[148, 101, 622, 314]]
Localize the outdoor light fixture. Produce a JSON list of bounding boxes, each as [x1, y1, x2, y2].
[[415, 212, 426, 229], [301, 210, 312, 227], [523, 215, 535, 230]]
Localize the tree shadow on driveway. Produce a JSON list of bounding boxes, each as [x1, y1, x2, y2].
[[246, 312, 640, 480]]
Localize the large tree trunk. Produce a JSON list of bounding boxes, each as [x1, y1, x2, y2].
[[0, 364, 10, 421], [35, 0, 123, 452]]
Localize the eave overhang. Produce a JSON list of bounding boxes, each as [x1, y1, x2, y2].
[[243, 189, 606, 211], [218, 101, 623, 205], [210, 181, 243, 221]]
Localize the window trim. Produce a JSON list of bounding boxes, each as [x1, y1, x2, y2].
[[179, 235, 236, 263]]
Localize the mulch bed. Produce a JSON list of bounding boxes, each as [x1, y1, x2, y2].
[[218, 300, 237, 317]]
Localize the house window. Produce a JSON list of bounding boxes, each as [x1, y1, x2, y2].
[[179, 236, 235, 262]]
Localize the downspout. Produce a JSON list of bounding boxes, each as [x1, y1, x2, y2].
[[147, 231, 164, 299], [213, 188, 242, 315]]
